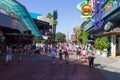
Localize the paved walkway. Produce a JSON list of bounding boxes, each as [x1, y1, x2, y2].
[[0, 55, 104, 80], [94, 54, 120, 80]]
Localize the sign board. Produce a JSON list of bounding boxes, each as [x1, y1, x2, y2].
[[81, 4, 92, 16], [104, 22, 113, 31]]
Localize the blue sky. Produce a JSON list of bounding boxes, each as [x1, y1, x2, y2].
[[17, 0, 85, 37]]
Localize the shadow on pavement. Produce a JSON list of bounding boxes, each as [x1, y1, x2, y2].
[[95, 63, 120, 80], [1, 55, 119, 80]]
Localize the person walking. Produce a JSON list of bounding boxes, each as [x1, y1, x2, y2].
[[17, 46, 23, 62], [63, 49, 69, 64], [58, 49, 63, 64], [43, 43, 48, 56], [35, 43, 40, 55], [5, 45, 12, 65], [76, 48, 81, 63], [87, 47, 95, 69], [81, 47, 88, 62], [50, 44, 57, 64]]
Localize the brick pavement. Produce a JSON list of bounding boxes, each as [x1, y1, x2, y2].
[[0, 55, 104, 80]]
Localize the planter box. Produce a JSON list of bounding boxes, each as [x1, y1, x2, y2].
[[96, 50, 101, 55], [102, 51, 107, 57]]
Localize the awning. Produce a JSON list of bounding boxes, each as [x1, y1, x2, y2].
[[33, 18, 50, 30], [5, 33, 34, 37], [83, 40, 94, 43], [0, 0, 42, 38], [103, 27, 120, 36]]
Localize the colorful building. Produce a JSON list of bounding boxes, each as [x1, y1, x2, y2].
[[30, 13, 52, 37], [0, 0, 42, 44], [84, 0, 120, 58]]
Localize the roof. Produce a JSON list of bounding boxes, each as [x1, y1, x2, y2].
[[30, 12, 42, 19], [33, 18, 50, 30], [0, 0, 42, 38], [103, 27, 120, 36]]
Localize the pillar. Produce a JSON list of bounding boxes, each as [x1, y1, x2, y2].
[[118, 37, 120, 55], [111, 35, 116, 58]]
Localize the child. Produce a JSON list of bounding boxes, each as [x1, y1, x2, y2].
[[63, 49, 69, 64], [58, 50, 63, 64], [76, 48, 81, 63]]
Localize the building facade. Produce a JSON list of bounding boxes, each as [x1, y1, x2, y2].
[[84, 0, 120, 58], [0, 0, 42, 45]]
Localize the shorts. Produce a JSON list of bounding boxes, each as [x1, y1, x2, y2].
[[6, 55, 12, 61], [51, 54, 55, 57]]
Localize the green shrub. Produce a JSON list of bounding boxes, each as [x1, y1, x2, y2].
[[95, 38, 102, 50], [100, 37, 110, 50], [94, 37, 110, 50]]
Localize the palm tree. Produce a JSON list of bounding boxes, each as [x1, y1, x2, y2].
[[52, 19, 58, 40], [46, 13, 53, 20], [52, 19, 58, 26], [46, 13, 53, 36], [77, 28, 88, 44], [46, 13, 58, 40]]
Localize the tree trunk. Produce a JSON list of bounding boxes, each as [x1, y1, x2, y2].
[[52, 25, 56, 40]]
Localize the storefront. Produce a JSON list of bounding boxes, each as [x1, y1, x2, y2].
[[103, 26, 120, 58], [83, 0, 120, 58]]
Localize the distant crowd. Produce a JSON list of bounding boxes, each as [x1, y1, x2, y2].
[[1, 42, 96, 69]]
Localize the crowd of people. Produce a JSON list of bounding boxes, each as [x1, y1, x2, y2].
[[1, 42, 96, 69], [50, 43, 95, 69]]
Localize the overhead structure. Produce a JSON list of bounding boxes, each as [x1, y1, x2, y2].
[[0, 0, 42, 38]]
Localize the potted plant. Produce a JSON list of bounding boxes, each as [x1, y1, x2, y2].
[[94, 38, 102, 55], [95, 37, 110, 57], [100, 37, 110, 57], [94, 37, 110, 57]]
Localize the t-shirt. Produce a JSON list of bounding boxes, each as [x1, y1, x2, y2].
[[50, 47, 56, 57], [88, 50, 94, 57], [59, 52, 62, 56], [6, 48, 12, 55], [76, 50, 80, 55], [82, 50, 87, 55]]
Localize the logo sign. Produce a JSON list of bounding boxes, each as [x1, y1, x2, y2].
[[81, 4, 92, 16], [104, 22, 113, 31]]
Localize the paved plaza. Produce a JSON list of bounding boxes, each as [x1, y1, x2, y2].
[[0, 55, 104, 80], [94, 55, 120, 80]]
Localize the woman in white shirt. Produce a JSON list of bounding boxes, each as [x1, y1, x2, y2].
[[87, 47, 95, 69]]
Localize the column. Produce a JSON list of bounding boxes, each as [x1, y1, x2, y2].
[[111, 35, 116, 58], [118, 37, 120, 54]]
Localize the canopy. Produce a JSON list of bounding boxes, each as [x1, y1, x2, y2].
[[0, 0, 42, 38], [83, 40, 94, 43]]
